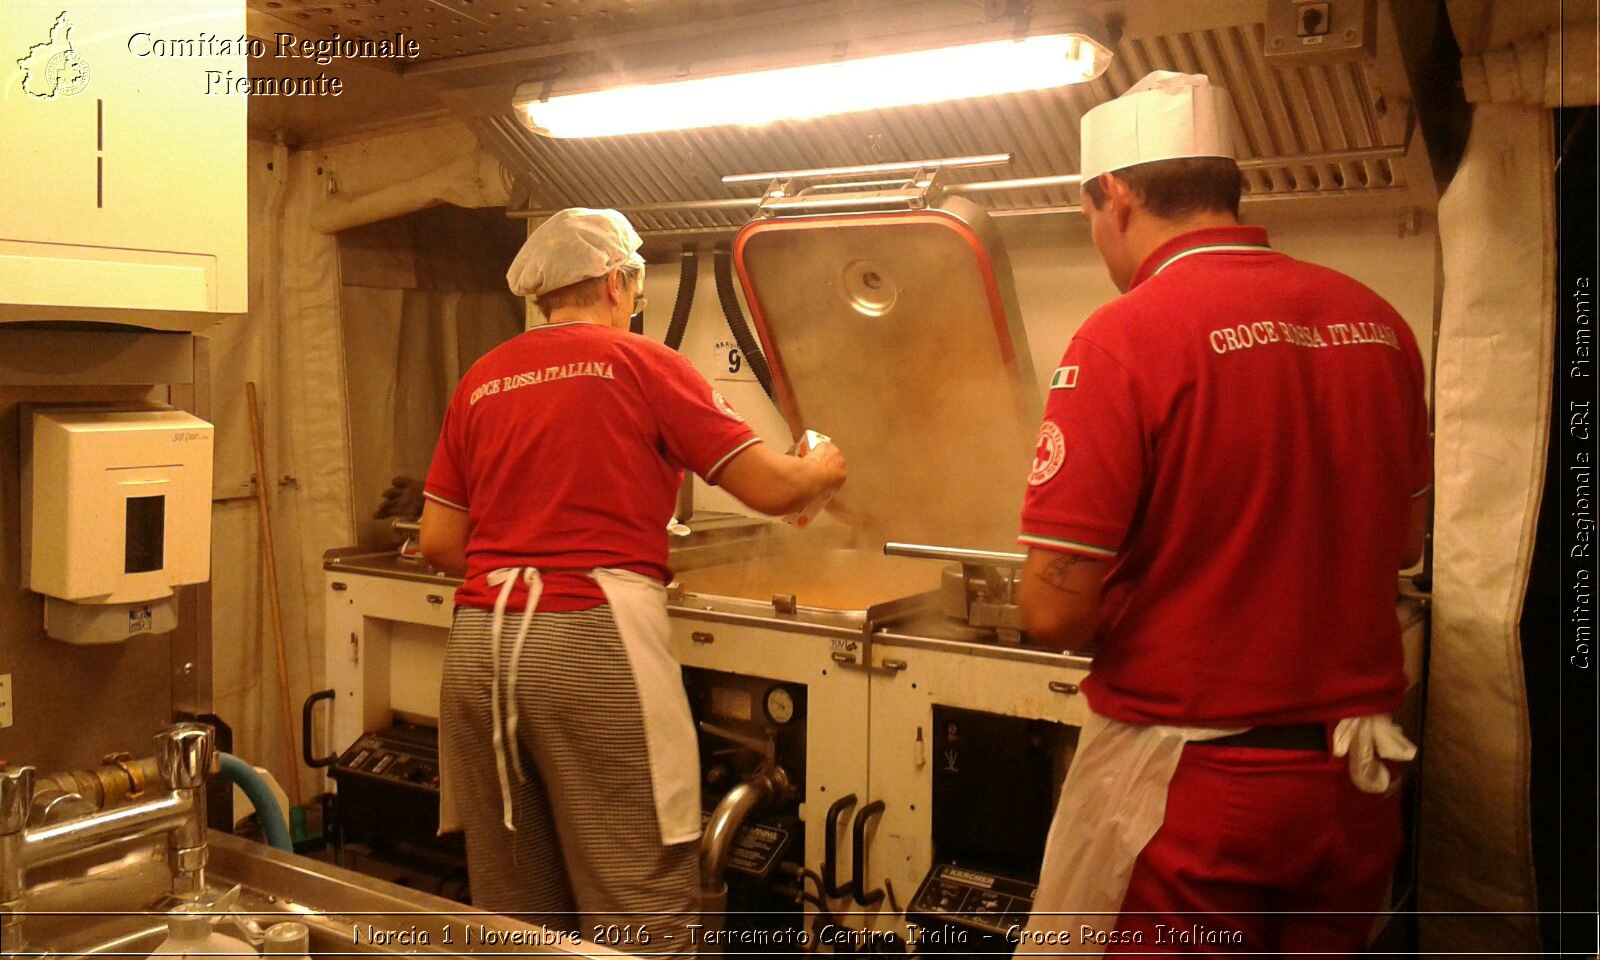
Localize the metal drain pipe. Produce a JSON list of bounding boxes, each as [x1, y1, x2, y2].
[[31, 755, 161, 822], [699, 766, 790, 937], [696, 721, 791, 937], [700, 780, 768, 903]]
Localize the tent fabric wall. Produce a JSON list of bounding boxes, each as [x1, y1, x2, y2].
[[342, 287, 521, 547], [210, 120, 518, 806], [209, 140, 352, 805], [313, 149, 509, 235], [1459, 21, 1599, 107], [338, 206, 524, 546], [1417, 2, 1559, 948]]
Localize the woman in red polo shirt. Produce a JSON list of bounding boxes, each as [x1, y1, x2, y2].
[[419, 208, 844, 948]]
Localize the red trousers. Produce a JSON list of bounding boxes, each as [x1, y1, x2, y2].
[[1109, 742, 1402, 957]]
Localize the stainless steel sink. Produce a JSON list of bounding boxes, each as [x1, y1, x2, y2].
[[22, 833, 619, 958], [42, 917, 362, 958]]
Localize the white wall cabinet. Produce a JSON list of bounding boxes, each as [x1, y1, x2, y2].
[[1, 1, 247, 328]]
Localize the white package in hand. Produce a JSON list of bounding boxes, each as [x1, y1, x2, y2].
[[783, 429, 836, 528]]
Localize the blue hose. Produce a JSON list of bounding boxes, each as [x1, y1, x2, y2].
[[218, 753, 293, 852]]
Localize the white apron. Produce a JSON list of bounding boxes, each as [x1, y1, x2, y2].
[[438, 567, 702, 846], [1018, 710, 1416, 955]]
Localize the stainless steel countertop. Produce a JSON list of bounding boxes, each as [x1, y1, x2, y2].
[[322, 529, 1431, 666], [324, 511, 788, 585]]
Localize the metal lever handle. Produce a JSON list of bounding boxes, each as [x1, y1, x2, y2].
[[883, 542, 1026, 567], [155, 723, 214, 791], [759, 192, 929, 215], [722, 153, 1010, 185], [697, 721, 775, 764], [821, 794, 857, 900], [0, 765, 36, 835], [851, 800, 887, 907]]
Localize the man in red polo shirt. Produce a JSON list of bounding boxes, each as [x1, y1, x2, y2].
[[419, 208, 845, 947], [1016, 73, 1430, 954]]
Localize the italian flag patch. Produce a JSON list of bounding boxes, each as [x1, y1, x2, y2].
[[1050, 366, 1079, 390]]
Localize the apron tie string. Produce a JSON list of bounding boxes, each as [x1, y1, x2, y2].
[[485, 567, 540, 831], [503, 572, 538, 784]]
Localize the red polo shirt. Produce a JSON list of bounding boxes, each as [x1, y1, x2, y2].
[[1019, 226, 1430, 726], [425, 321, 761, 612]]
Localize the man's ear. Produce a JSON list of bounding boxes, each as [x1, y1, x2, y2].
[[1107, 174, 1136, 231]]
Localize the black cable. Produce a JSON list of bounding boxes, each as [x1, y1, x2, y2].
[[800, 866, 827, 900], [802, 893, 834, 954], [713, 243, 775, 400], [664, 245, 698, 351]]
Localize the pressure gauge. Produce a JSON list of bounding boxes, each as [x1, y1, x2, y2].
[[764, 686, 797, 725]]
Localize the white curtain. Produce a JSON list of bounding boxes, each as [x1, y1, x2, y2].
[[208, 139, 353, 806], [207, 126, 516, 808], [1418, 3, 1559, 949], [342, 287, 521, 545]]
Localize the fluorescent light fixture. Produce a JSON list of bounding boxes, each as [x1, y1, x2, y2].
[[517, 32, 1113, 139]]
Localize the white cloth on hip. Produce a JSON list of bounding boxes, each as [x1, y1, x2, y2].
[[1333, 713, 1418, 793], [1017, 712, 1247, 955], [1020, 709, 1415, 955]]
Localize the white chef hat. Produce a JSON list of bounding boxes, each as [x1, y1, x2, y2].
[[507, 207, 645, 299], [1079, 71, 1238, 182]]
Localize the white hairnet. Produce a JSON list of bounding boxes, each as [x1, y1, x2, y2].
[[507, 207, 645, 299]]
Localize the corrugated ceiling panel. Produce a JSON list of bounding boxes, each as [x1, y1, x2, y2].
[[252, 0, 819, 60], [468, 20, 1419, 233]]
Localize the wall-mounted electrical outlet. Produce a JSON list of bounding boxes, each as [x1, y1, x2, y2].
[[0, 675, 11, 728]]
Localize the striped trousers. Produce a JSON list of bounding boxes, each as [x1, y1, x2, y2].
[[440, 604, 700, 951]]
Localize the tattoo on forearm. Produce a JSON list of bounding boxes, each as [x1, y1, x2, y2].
[[1039, 554, 1088, 594]]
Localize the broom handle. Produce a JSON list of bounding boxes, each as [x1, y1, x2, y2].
[[245, 381, 305, 814]]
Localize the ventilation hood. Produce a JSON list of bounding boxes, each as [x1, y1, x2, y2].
[[248, 0, 1463, 237]]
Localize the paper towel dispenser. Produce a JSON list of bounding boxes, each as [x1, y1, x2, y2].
[[21, 407, 214, 644]]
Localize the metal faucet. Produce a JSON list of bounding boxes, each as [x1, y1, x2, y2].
[[0, 724, 215, 953], [0, 765, 33, 954]]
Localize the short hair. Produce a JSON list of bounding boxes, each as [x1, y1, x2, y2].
[[534, 275, 607, 319], [1081, 157, 1242, 219], [532, 263, 642, 320]]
